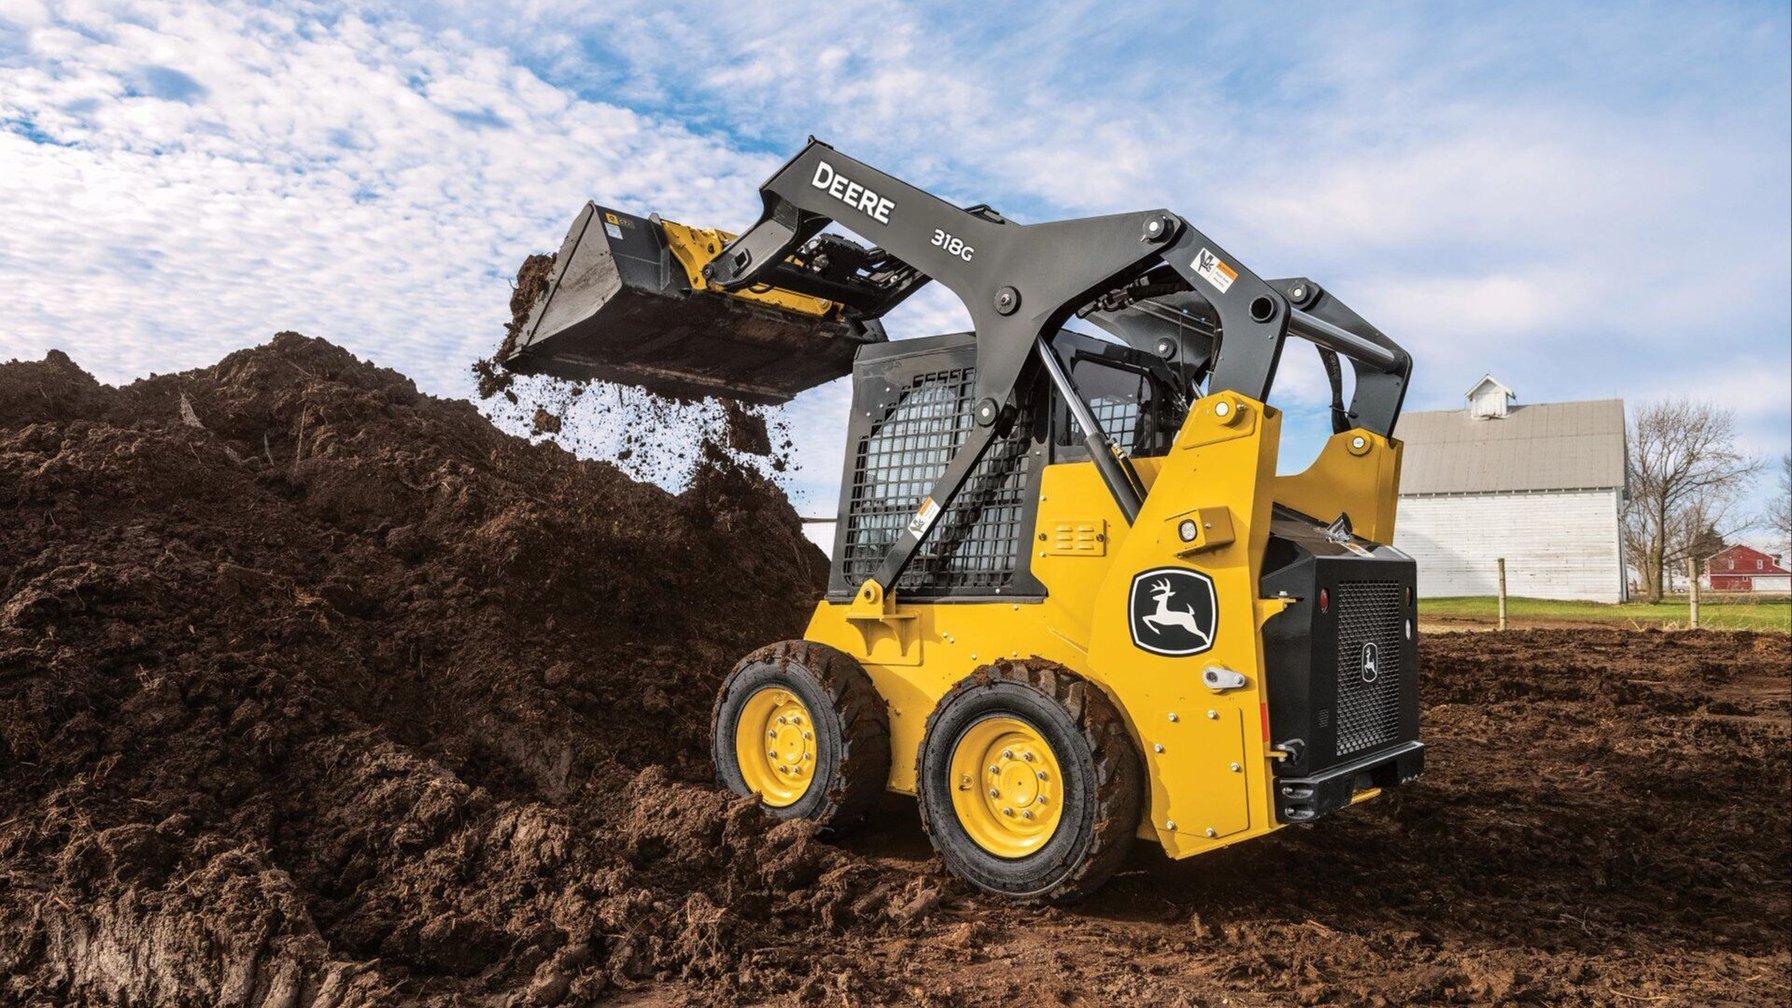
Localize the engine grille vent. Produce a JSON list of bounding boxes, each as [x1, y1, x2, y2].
[[1334, 580, 1405, 756]]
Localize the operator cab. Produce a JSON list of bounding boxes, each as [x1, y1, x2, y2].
[[827, 329, 1184, 604]]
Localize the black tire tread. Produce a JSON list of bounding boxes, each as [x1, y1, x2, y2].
[[711, 639, 891, 837], [916, 658, 1142, 903]]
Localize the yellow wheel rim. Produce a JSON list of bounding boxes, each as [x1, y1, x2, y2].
[[947, 715, 1064, 858], [734, 686, 817, 807]]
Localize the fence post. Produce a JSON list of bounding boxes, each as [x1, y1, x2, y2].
[[1687, 557, 1700, 630], [1497, 557, 1508, 632]]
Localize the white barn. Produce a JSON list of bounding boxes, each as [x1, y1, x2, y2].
[[1394, 376, 1628, 602]]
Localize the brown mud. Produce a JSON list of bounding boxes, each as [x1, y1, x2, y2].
[[2, 338, 1788, 1006]]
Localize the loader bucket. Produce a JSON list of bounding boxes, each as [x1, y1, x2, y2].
[[500, 203, 884, 404]]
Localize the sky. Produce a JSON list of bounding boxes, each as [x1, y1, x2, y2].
[[3, 0, 1789, 547]]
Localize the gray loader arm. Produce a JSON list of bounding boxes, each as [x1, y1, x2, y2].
[[707, 139, 1410, 597]]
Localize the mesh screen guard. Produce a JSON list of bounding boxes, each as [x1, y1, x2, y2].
[[841, 366, 1034, 595]]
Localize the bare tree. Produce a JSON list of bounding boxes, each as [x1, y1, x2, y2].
[[1622, 400, 1760, 603], [1766, 453, 1792, 558]]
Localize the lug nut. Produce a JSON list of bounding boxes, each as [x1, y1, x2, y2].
[[768, 731, 777, 738], [1002, 807, 1014, 817], [989, 765, 1000, 775], [989, 788, 1000, 798], [1002, 749, 1014, 760], [1022, 752, 1034, 762], [803, 731, 812, 740], [1036, 771, 1047, 780], [777, 717, 787, 725], [768, 750, 778, 758], [1023, 810, 1034, 819]]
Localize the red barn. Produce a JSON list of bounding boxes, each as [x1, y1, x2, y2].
[[1704, 544, 1792, 593]]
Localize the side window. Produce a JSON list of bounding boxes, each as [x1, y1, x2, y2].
[[1060, 355, 1170, 457]]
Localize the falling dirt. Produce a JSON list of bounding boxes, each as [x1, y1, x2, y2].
[[470, 253, 797, 488], [530, 406, 564, 435], [722, 401, 771, 457], [1, 337, 1787, 1006]]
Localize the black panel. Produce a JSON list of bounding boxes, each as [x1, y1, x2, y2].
[[1259, 507, 1421, 790]]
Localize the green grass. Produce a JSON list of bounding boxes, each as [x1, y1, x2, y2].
[[1421, 595, 1792, 632]]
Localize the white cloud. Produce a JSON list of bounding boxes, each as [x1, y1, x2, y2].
[[0, 1, 779, 397], [2, 0, 1787, 529]]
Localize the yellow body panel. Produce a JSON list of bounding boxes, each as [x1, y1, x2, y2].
[[803, 392, 1404, 860]]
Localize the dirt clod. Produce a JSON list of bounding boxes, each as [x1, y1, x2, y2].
[[722, 401, 771, 456]]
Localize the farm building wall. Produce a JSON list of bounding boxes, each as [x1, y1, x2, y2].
[[1710, 573, 1792, 593], [1395, 488, 1625, 602]]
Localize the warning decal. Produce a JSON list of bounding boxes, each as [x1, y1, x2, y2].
[[1192, 248, 1237, 294], [906, 497, 941, 538]]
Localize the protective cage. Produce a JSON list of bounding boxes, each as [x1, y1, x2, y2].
[[831, 333, 1044, 599], [826, 330, 1184, 601]]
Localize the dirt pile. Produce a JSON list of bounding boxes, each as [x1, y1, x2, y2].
[[0, 335, 923, 1006], [1, 337, 1787, 1005]]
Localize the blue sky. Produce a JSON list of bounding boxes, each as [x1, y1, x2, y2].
[[3, 0, 1788, 542]]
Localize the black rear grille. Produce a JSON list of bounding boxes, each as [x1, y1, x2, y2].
[[1333, 580, 1405, 756]]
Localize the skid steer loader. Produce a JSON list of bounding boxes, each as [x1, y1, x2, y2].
[[503, 139, 1424, 901]]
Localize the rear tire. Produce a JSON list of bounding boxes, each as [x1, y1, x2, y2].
[[916, 659, 1142, 903], [711, 640, 890, 837]]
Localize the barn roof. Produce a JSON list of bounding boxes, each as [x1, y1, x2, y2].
[[1397, 398, 1627, 495]]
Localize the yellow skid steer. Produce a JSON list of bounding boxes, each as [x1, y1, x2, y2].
[[502, 140, 1423, 901]]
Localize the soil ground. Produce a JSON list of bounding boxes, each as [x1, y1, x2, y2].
[[1, 338, 1787, 1006]]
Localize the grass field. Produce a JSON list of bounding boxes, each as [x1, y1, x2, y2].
[[1422, 595, 1792, 632]]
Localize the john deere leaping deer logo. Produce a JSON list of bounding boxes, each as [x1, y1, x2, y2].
[[1128, 567, 1218, 657]]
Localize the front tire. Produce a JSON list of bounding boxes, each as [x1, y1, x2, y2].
[[916, 659, 1142, 903], [711, 640, 890, 837]]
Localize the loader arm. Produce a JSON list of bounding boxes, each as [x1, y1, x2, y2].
[[706, 139, 1411, 602]]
